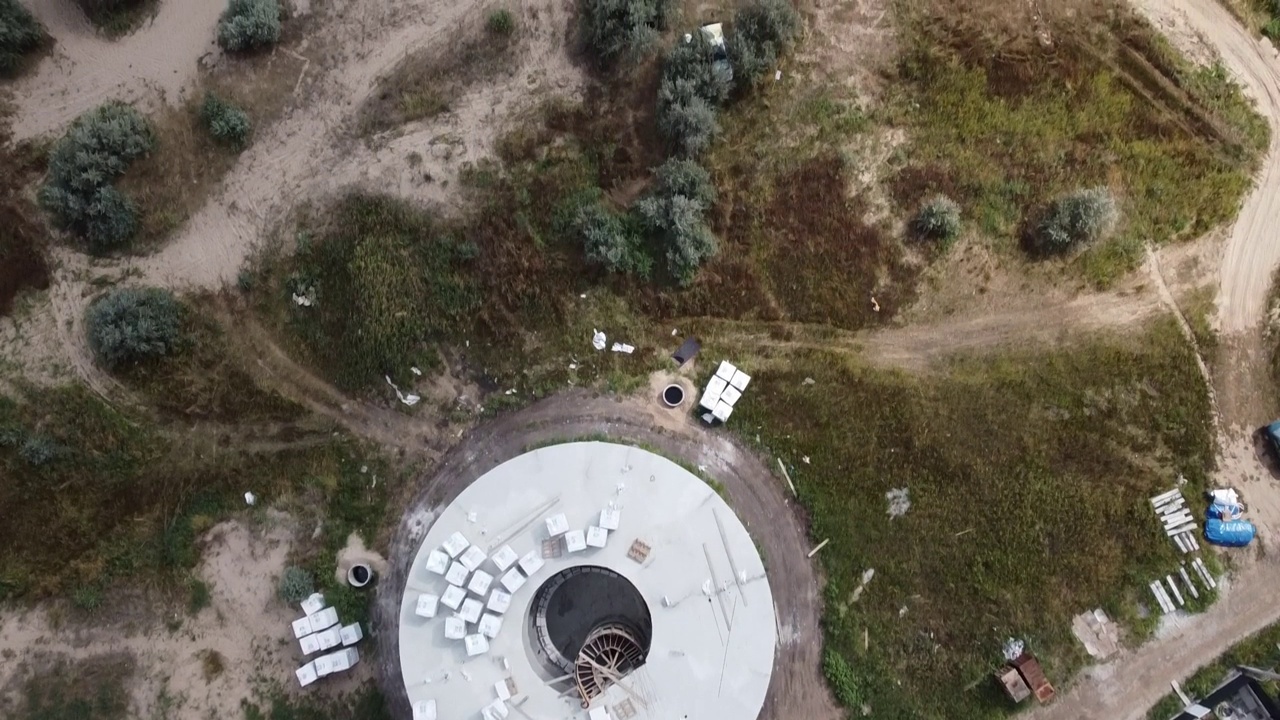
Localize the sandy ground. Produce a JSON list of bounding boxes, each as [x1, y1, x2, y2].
[[0, 518, 372, 716], [9, 0, 223, 142]]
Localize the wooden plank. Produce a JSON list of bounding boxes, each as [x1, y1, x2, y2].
[[1186, 534, 1200, 551], [1167, 575, 1185, 606], [1156, 584, 1176, 614], [1149, 582, 1173, 614], [1162, 510, 1193, 526], [1173, 534, 1188, 553], [1166, 522, 1198, 537], [1193, 558, 1217, 589], [1179, 566, 1199, 599], [1150, 488, 1181, 505]]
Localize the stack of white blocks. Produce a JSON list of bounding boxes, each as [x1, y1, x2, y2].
[[294, 592, 365, 687], [1150, 488, 1199, 553], [699, 361, 751, 423]]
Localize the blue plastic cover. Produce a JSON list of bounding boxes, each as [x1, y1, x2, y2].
[[1204, 518, 1256, 547]]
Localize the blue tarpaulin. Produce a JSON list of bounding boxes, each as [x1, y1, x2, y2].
[[1205, 518, 1256, 547]]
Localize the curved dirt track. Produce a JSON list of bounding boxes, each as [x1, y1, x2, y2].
[[372, 389, 839, 720], [1139, 0, 1280, 332]]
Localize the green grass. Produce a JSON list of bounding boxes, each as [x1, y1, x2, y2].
[[241, 685, 391, 720], [6, 654, 134, 720], [725, 316, 1214, 719], [887, 9, 1266, 286], [1146, 621, 1280, 719]]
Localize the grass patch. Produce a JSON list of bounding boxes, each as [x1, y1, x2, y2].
[[1145, 621, 1280, 719], [75, 0, 158, 38], [0, 120, 50, 317], [887, 3, 1266, 286], [360, 21, 517, 135], [241, 684, 391, 720], [5, 653, 135, 720], [727, 316, 1214, 718]]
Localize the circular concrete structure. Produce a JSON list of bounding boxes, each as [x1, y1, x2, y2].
[[396, 441, 776, 720]]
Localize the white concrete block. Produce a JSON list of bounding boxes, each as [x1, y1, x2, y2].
[[465, 633, 490, 657], [460, 546, 487, 572], [441, 585, 466, 610], [444, 616, 466, 640], [301, 592, 326, 616], [545, 513, 569, 536], [425, 550, 451, 575], [445, 561, 470, 586], [586, 526, 608, 548], [500, 569, 526, 593], [412, 700, 437, 720], [518, 550, 544, 576], [565, 529, 587, 552], [729, 369, 751, 391], [460, 597, 484, 624], [468, 570, 494, 596], [291, 616, 313, 639], [479, 613, 503, 638], [315, 626, 342, 651], [443, 532, 469, 558], [490, 545, 518, 572], [340, 622, 364, 646], [486, 590, 512, 614], [415, 594, 440, 619], [599, 507, 620, 530], [309, 607, 339, 631], [715, 360, 737, 381], [299, 633, 321, 655], [296, 661, 318, 687]]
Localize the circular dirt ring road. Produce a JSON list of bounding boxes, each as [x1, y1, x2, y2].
[[373, 388, 839, 720]]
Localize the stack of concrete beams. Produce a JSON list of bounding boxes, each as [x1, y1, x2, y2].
[[1150, 489, 1199, 553]]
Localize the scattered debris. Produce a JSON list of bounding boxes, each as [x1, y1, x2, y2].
[[803, 377, 815, 385], [1071, 609, 1119, 659], [611, 342, 635, 354], [954, 528, 974, 537], [850, 568, 875, 602], [774, 69, 782, 80], [802, 456, 810, 464], [870, 295, 880, 312], [807, 539, 829, 557], [673, 336, 701, 366], [244, 491, 256, 506], [292, 292, 313, 307], [411, 366, 423, 376], [671, 328, 679, 336], [384, 376, 421, 406], [776, 458, 797, 496], [1150, 488, 1197, 553], [592, 329, 607, 351], [1002, 638, 1025, 662], [885, 488, 911, 519]]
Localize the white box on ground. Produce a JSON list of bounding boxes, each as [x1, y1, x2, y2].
[[712, 401, 733, 422], [479, 613, 503, 638], [415, 593, 440, 619], [441, 585, 466, 610], [460, 597, 484, 624], [545, 513, 569, 536], [460, 546, 487, 572], [445, 561, 470, 586], [518, 550, 544, 576], [291, 616, 313, 639], [340, 622, 364, 646], [412, 700, 438, 720], [314, 653, 336, 677], [599, 507, 620, 530], [500, 569, 526, 593], [442, 532, 469, 558], [494, 679, 512, 700], [468, 570, 494, 596], [721, 385, 742, 406], [565, 530, 587, 553], [315, 626, 342, 651], [482, 699, 509, 720], [729, 369, 751, 391], [465, 633, 491, 656], [309, 606, 339, 631], [490, 545, 518, 572], [715, 361, 737, 381], [299, 633, 321, 655], [444, 616, 466, 640], [425, 550, 450, 575], [588, 708, 612, 720], [586, 526, 608, 548], [327, 647, 359, 673], [487, 589, 512, 614], [301, 592, 326, 616], [296, 661, 318, 687]]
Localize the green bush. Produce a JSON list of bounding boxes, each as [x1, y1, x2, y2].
[[579, 0, 672, 63], [73, 0, 148, 33], [486, 8, 515, 36], [216, 0, 281, 52], [822, 648, 864, 708], [0, 0, 44, 75], [39, 102, 153, 253], [200, 92, 252, 148], [912, 194, 961, 244], [85, 287, 183, 370], [727, 0, 799, 89], [573, 202, 651, 277], [18, 436, 62, 466], [635, 158, 719, 285], [1035, 186, 1118, 252], [657, 32, 731, 156], [279, 565, 314, 604]]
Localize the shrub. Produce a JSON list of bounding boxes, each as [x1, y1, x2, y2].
[[486, 8, 515, 36], [72, 0, 147, 32], [216, 0, 281, 53], [657, 32, 732, 156], [1035, 186, 1118, 252], [38, 102, 153, 253], [0, 0, 44, 75], [635, 159, 719, 285], [85, 287, 183, 370], [912, 194, 961, 244], [574, 202, 651, 277], [727, 0, 799, 89], [579, 0, 672, 63], [822, 648, 864, 708], [279, 565, 314, 604], [200, 93, 252, 148], [662, 31, 732, 105], [18, 436, 61, 466]]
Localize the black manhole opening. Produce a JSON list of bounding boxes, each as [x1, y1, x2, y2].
[[662, 384, 685, 407]]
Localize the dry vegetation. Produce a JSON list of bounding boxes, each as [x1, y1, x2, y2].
[[0, 118, 49, 316]]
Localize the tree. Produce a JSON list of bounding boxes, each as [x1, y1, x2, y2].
[[634, 159, 720, 285], [579, 0, 672, 63], [38, 102, 153, 253], [217, 0, 281, 52], [912, 194, 961, 244], [727, 0, 800, 89], [1035, 186, 1117, 251], [657, 79, 721, 157], [575, 202, 651, 277], [0, 0, 44, 75], [200, 92, 252, 148], [85, 287, 183, 370]]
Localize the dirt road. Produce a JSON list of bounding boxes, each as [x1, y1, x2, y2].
[[1137, 0, 1280, 332]]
